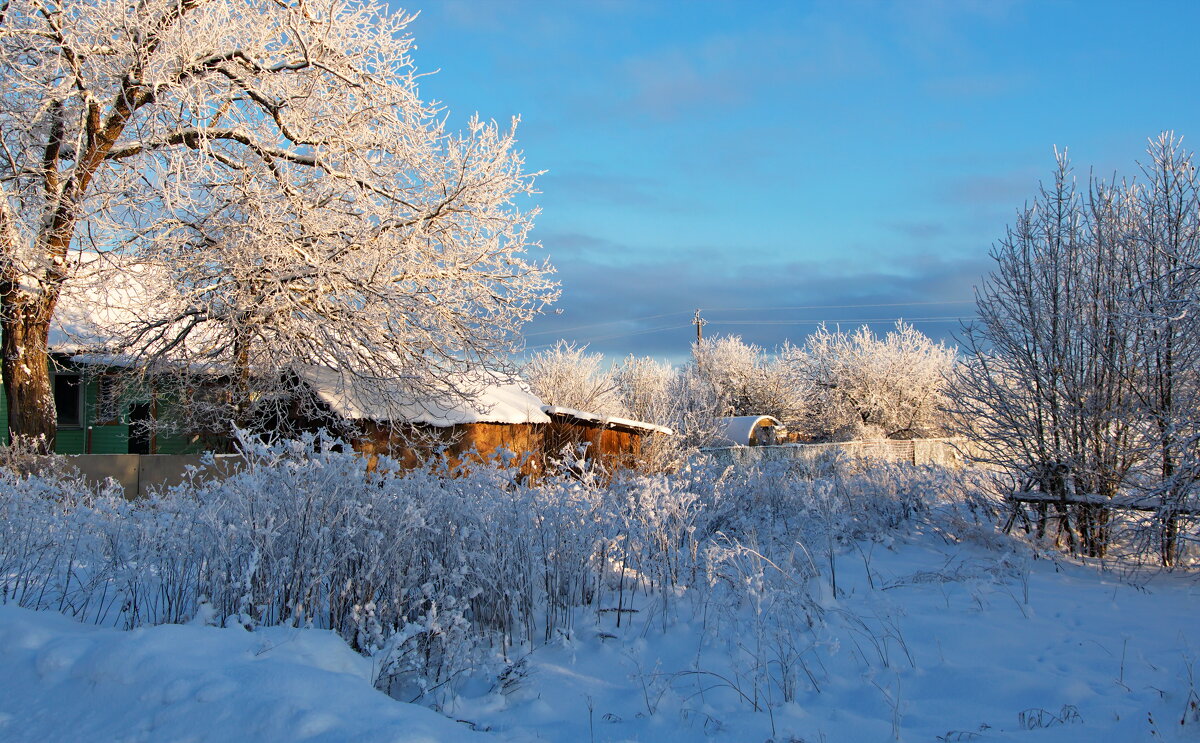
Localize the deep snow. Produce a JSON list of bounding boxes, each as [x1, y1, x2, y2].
[[0, 604, 484, 742], [2, 526, 1197, 742]]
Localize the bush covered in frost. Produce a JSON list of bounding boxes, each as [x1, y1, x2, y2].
[[0, 434, 989, 707]]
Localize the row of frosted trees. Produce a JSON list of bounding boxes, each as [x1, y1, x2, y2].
[[523, 136, 1200, 566], [522, 319, 956, 456]]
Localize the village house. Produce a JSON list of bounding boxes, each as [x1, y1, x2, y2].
[[2, 270, 673, 472]]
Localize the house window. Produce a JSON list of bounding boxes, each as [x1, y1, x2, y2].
[[54, 374, 83, 428]]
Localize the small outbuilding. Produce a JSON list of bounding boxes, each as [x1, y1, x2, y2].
[[542, 406, 674, 473], [295, 366, 550, 475], [294, 367, 672, 476], [714, 415, 783, 447]]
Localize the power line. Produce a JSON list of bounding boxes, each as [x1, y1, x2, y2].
[[523, 310, 692, 337], [525, 316, 973, 351], [706, 315, 973, 326], [524, 323, 693, 351], [525, 300, 975, 338], [521, 300, 980, 350], [700, 300, 974, 312]]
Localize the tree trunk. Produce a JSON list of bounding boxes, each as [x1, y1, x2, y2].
[[1161, 512, 1178, 568], [231, 323, 253, 433], [1, 298, 57, 451]]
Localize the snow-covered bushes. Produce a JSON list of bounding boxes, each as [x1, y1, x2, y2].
[[0, 434, 993, 710], [522, 341, 624, 416], [686, 335, 808, 433], [522, 328, 957, 451]]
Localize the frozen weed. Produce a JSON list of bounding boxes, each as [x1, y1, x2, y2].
[[1017, 704, 1083, 729], [0, 433, 990, 714]]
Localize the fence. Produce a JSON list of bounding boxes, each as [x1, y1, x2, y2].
[[66, 453, 242, 498], [703, 438, 969, 469]]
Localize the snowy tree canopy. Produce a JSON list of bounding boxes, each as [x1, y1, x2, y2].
[[689, 334, 807, 430], [0, 0, 556, 443], [521, 342, 624, 417], [789, 322, 954, 442]]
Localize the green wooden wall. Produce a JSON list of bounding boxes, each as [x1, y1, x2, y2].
[[0, 362, 212, 455]]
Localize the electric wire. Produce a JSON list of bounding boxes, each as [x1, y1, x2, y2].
[[522, 300, 978, 348]]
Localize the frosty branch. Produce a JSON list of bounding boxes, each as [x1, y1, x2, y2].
[[0, 0, 556, 446]]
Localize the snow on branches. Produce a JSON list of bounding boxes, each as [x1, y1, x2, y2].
[[521, 342, 624, 417], [954, 134, 1200, 564], [790, 322, 955, 442], [0, 0, 556, 443]]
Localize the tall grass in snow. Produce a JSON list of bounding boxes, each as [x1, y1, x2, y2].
[[0, 435, 993, 705]]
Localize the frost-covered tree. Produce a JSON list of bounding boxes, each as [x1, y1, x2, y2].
[[611, 354, 694, 468], [0, 0, 554, 448], [794, 322, 954, 442], [954, 137, 1200, 563], [670, 356, 729, 449], [690, 335, 806, 429], [691, 335, 760, 416], [1125, 134, 1200, 563], [954, 152, 1147, 556], [521, 342, 623, 416], [613, 354, 675, 425]]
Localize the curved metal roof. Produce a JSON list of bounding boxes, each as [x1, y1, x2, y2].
[[715, 415, 782, 446]]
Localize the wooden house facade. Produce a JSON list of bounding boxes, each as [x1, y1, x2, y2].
[[0, 354, 219, 455]]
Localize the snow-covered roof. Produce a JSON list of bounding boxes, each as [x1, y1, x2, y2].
[[296, 365, 551, 427], [714, 415, 781, 447], [50, 253, 162, 354], [541, 406, 674, 436]]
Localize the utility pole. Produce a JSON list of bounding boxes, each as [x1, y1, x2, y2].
[[693, 308, 707, 344]]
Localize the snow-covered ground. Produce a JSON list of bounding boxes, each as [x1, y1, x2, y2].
[[3, 524, 1197, 742], [0, 604, 484, 742], [450, 537, 1200, 742]]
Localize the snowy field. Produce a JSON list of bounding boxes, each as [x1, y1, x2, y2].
[[2, 525, 1197, 742], [1, 447, 1198, 742]]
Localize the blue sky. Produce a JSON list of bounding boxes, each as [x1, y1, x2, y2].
[[402, 0, 1200, 363]]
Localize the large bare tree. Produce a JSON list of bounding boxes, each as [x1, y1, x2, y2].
[[954, 138, 1200, 563], [0, 0, 554, 449]]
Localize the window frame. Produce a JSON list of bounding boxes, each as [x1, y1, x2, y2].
[[53, 371, 85, 429]]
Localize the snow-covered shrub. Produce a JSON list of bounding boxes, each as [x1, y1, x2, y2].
[[522, 341, 624, 416], [613, 355, 692, 470], [0, 460, 129, 623], [1, 431, 1044, 715], [614, 355, 676, 425], [703, 536, 826, 707], [686, 335, 808, 436], [0, 435, 78, 480]]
